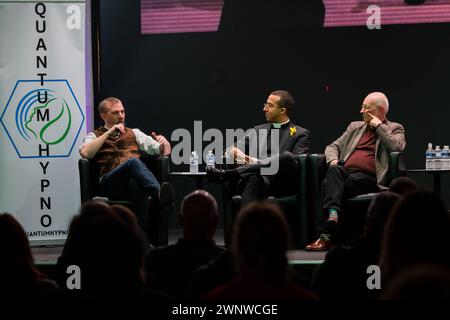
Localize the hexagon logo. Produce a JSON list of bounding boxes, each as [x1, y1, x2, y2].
[[0, 80, 85, 158]]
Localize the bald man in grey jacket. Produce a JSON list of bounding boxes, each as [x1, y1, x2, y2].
[[306, 92, 406, 251]]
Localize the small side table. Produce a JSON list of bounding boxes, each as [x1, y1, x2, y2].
[[407, 169, 450, 198], [170, 172, 207, 190]]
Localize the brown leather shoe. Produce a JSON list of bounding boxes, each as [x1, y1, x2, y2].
[[305, 235, 334, 251]]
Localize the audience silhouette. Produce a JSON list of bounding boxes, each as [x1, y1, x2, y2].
[[55, 201, 172, 305], [0, 213, 57, 298], [379, 191, 450, 286], [8, 174, 449, 303], [381, 264, 450, 300], [111, 204, 152, 254], [388, 176, 419, 196], [312, 191, 401, 299], [144, 190, 226, 301], [205, 201, 317, 300]]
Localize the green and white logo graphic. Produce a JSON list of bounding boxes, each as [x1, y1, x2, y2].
[[0, 80, 85, 158]]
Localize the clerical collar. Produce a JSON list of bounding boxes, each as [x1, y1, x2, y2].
[[272, 119, 290, 129]]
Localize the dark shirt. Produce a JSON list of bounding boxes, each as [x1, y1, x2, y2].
[[312, 236, 381, 300], [205, 268, 317, 301], [144, 239, 226, 301]]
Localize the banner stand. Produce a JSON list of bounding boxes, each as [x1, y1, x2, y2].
[[0, 0, 93, 246]]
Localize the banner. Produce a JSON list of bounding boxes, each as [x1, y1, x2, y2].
[[0, 0, 86, 243]]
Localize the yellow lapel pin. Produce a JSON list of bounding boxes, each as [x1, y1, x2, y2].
[[290, 127, 297, 136]]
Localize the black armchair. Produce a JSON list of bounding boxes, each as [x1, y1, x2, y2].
[[307, 152, 406, 243], [222, 154, 309, 248], [78, 155, 170, 246]]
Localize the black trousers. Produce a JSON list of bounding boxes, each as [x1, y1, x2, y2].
[[235, 152, 299, 207], [319, 165, 378, 233]]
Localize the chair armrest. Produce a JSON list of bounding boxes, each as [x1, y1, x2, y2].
[[140, 155, 170, 183], [386, 151, 406, 185], [159, 156, 170, 183], [346, 192, 378, 202], [308, 153, 327, 192], [78, 158, 92, 203], [294, 154, 308, 219], [307, 153, 328, 234]]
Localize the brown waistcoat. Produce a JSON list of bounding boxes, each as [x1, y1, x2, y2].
[[93, 127, 140, 176]]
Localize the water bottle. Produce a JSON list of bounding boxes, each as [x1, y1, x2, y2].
[[435, 145, 442, 170], [190, 151, 199, 173], [442, 145, 450, 170], [425, 143, 435, 170], [206, 150, 215, 169]]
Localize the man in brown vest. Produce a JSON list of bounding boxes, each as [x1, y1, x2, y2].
[[305, 92, 406, 251], [79, 97, 173, 237]]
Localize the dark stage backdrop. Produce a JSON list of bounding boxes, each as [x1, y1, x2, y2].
[[97, 0, 450, 227]]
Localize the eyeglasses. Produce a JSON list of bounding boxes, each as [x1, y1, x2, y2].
[[361, 104, 379, 110], [264, 102, 284, 109]]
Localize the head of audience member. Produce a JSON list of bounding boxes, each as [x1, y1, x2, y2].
[[381, 265, 450, 300], [263, 90, 294, 123], [360, 92, 389, 123], [179, 190, 219, 241], [379, 191, 450, 283], [59, 201, 144, 294], [232, 201, 291, 282], [110, 204, 150, 254], [110, 203, 141, 234], [0, 213, 45, 296], [364, 191, 401, 244], [98, 96, 125, 128], [388, 176, 419, 196]]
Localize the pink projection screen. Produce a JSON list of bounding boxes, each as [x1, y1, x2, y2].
[[141, 0, 450, 34]]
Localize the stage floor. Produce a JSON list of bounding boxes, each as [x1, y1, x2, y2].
[[31, 229, 326, 266]]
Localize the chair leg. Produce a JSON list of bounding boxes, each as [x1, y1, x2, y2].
[[157, 203, 173, 246], [148, 199, 169, 246]]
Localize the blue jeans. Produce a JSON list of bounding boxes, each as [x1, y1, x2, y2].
[[99, 157, 160, 232]]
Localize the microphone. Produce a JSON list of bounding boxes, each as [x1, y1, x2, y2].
[[113, 128, 121, 139]]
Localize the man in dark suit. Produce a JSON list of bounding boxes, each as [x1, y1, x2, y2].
[[207, 90, 311, 207]]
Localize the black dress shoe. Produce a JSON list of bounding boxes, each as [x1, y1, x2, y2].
[[206, 167, 227, 183], [206, 167, 239, 183]]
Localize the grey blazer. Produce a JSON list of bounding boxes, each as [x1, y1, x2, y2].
[[325, 120, 406, 189]]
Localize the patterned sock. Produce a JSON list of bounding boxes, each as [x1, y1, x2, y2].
[[327, 209, 339, 223]]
